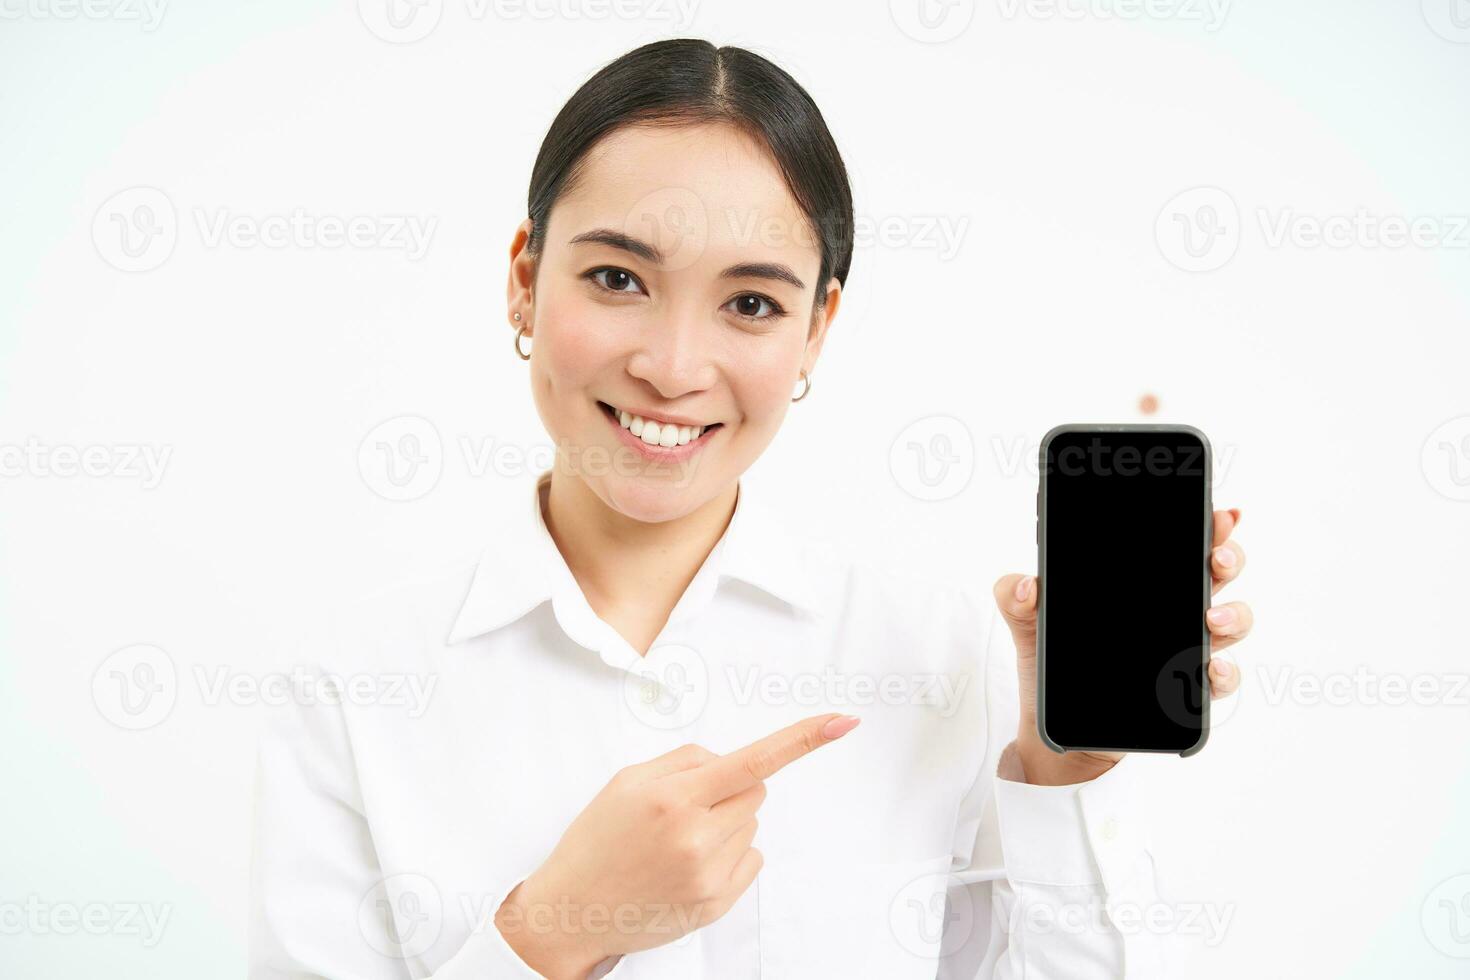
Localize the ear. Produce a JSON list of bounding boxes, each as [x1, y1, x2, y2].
[[802, 276, 842, 375], [506, 218, 537, 331]]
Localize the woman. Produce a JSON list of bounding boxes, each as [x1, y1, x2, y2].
[[249, 39, 1251, 979]]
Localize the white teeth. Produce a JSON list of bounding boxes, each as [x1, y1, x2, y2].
[[610, 403, 710, 448]]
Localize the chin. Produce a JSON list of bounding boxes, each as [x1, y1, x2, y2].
[[596, 467, 717, 525]]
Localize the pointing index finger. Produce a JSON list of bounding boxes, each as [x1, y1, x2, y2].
[[691, 713, 860, 804]]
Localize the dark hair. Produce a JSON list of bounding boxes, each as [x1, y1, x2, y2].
[[526, 38, 854, 310]]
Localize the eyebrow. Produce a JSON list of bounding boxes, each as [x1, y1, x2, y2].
[[567, 228, 807, 291]]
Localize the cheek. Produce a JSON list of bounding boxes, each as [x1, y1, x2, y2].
[[523, 300, 630, 448], [728, 344, 803, 426], [533, 296, 625, 394]]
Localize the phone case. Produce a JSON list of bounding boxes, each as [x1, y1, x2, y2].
[[1035, 422, 1214, 758]]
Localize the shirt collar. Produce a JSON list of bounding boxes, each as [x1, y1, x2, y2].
[[446, 468, 817, 646]]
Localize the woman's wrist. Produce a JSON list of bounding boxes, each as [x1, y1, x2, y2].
[[494, 874, 607, 980]]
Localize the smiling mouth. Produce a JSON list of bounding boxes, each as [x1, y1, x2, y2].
[[597, 400, 724, 448]]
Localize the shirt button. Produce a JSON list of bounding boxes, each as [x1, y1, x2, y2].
[[1101, 816, 1120, 842]]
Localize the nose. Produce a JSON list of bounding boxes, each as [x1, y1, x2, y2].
[[625, 304, 718, 399]]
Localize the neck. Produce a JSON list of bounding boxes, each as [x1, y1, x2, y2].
[[540, 460, 739, 654]]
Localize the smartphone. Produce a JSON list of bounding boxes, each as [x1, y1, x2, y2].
[[1036, 424, 1214, 756]]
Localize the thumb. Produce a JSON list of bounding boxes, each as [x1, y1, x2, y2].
[[992, 573, 1038, 658]]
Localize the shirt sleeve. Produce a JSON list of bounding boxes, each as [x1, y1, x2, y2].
[[935, 582, 1170, 980], [247, 658, 629, 979]]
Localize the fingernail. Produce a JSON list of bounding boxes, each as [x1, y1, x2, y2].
[[1014, 576, 1034, 602], [1210, 658, 1232, 679], [1207, 606, 1235, 626], [1214, 547, 1236, 568], [821, 715, 861, 740], [1229, 508, 1242, 526]]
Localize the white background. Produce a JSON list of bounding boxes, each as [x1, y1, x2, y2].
[[3, 0, 1469, 976]]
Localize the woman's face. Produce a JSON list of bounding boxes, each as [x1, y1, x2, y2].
[[507, 121, 840, 523]]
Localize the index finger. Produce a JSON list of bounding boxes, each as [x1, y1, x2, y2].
[[688, 713, 860, 804]]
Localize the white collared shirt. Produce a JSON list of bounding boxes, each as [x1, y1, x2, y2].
[[249, 469, 1168, 978]]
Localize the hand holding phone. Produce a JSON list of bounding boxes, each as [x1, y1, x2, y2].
[[1024, 424, 1246, 758]]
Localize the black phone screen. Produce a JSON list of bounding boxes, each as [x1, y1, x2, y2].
[[1038, 426, 1212, 754]]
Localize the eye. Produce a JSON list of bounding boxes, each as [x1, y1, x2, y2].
[[585, 267, 646, 295], [726, 293, 785, 321]]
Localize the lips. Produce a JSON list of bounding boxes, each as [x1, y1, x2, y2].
[[598, 400, 723, 449]]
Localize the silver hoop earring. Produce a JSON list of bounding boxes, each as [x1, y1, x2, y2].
[[514, 323, 532, 361], [791, 369, 811, 402]]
